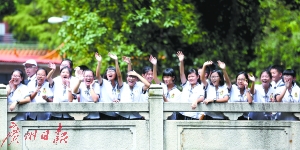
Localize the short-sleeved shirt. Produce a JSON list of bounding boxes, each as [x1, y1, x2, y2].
[[249, 84, 276, 120], [204, 84, 229, 119], [253, 84, 276, 103], [180, 81, 204, 119], [51, 76, 76, 118], [28, 81, 54, 103], [229, 84, 250, 102], [160, 83, 181, 102], [27, 81, 53, 120], [52, 76, 77, 103], [275, 84, 300, 103], [99, 79, 118, 117], [7, 84, 30, 120], [78, 82, 101, 119], [118, 82, 146, 119]]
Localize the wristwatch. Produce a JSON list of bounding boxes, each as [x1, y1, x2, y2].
[[16, 100, 20, 104], [213, 98, 217, 103]]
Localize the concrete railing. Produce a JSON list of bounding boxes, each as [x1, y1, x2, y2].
[[1, 84, 300, 150]]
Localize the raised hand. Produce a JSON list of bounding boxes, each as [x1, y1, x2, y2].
[[149, 55, 157, 65], [74, 67, 84, 81], [48, 62, 56, 70], [95, 52, 102, 62], [248, 74, 255, 82], [176, 51, 184, 61], [63, 78, 70, 87], [108, 52, 118, 60], [217, 60, 226, 70], [8, 79, 15, 89], [285, 79, 291, 88], [122, 56, 131, 64], [203, 60, 213, 67]]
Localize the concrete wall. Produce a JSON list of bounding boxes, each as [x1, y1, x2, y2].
[[1, 84, 300, 150]]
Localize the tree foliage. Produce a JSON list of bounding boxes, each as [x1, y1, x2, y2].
[[3, 0, 300, 80]]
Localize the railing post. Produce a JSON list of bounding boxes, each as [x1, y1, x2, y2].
[[148, 84, 163, 150], [0, 84, 7, 149]]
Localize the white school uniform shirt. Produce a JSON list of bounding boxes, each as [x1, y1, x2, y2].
[[138, 81, 149, 102], [118, 82, 146, 119], [229, 84, 250, 102], [253, 84, 276, 103], [27, 74, 36, 85], [51, 76, 76, 103], [7, 84, 30, 120], [51, 76, 76, 118], [99, 79, 118, 117], [27, 81, 53, 120], [161, 83, 181, 102], [271, 79, 285, 90], [275, 84, 300, 120], [229, 84, 251, 118], [180, 81, 204, 119], [78, 82, 101, 119], [275, 84, 300, 103], [161, 83, 182, 120], [205, 84, 229, 119]]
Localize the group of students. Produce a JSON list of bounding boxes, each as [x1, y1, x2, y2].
[[6, 51, 299, 121]]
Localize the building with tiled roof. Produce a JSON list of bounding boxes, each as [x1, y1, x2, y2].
[[0, 47, 62, 84]]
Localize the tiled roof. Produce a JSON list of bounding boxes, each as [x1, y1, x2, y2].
[[0, 48, 62, 65]]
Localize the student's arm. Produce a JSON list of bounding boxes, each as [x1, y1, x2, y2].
[[63, 78, 73, 102], [248, 74, 255, 95], [73, 70, 83, 94], [176, 51, 187, 84], [95, 52, 103, 85], [109, 52, 123, 88], [89, 81, 99, 103], [201, 61, 213, 87], [122, 56, 132, 72], [7, 79, 16, 97], [47, 62, 56, 85], [243, 80, 253, 104], [275, 82, 290, 102], [218, 60, 231, 89], [9, 96, 31, 111], [191, 96, 205, 109], [129, 71, 150, 91], [30, 86, 42, 101], [149, 55, 160, 84]]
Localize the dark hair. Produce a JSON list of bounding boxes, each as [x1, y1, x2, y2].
[[235, 71, 249, 82], [60, 66, 72, 75], [104, 66, 116, 80], [187, 68, 198, 76], [283, 69, 296, 85], [142, 66, 152, 74], [270, 65, 284, 74], [162, 68, 176, 82], [37, 68, 48, 76], [210, 70, 225, 86], [79, 65, 89, 71], [11, 69, 25, 84], [83, 69, 95, 77], [260, 69, 272, 78], [61, 59, 73, 70], [283, 69, 296, 77]]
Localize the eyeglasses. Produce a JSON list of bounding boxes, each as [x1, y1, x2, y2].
[[11, 75, 21, 78], [210, 76, 219, 79], [237, 78, 246, 82]]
